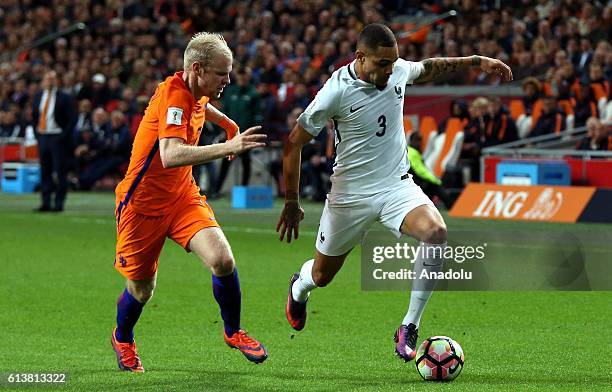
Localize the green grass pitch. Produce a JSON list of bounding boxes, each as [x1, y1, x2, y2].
[[1, 192, 611, 391]]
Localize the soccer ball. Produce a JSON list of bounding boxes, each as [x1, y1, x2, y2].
[[415, 336, 464, 381]]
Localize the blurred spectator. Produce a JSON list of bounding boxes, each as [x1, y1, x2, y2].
[[192, 122, 221, 195], [300, 119, 334, 202], [0, 0, 608, 195], [256, 82, 280, 139], [77, 110, 131, 190], [531, 50, 550, 77], [522, 77, 542, 114], [573, 83, 598, 129], [531, 95, 565, 137], [269, 107, 303, 197], [513, 52, 533, 81], [78, 73, 111, 108], [10, 79, 29, 108], [214, 66, 261, 195], [108, 76, 123, 101], [260, 55, 282, 85], [73, 99, 93, 138], [438, 99, 469, 134], [577, 117, 609, 151], [577, 38, 593, 74], [517, 77, 543, 137], [588, 63, 610, 113], [32, 70, 75, 212], [129, 95, 150, 138], [0, 110, 23, 138], [483, 96, 518, 147], [461, 97, 489, 182], [74, 107, 109, 181]]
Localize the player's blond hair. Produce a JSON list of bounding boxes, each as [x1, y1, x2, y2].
[[183, 32, 232, 73]]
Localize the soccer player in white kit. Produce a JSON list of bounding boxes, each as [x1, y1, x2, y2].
[[277, 23, 512, 361]]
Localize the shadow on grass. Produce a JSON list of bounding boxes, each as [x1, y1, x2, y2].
[[461, 371, 612, 387], [58, 365, 612, 391], [72, 367, 414, 391]]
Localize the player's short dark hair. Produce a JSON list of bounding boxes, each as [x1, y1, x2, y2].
[[357, 23, 397, 51]]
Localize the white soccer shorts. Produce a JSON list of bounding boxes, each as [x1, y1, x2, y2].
[[315, 177, 435, 256]]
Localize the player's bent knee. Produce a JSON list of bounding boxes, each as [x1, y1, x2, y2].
[[127, 279, 156, 303], [423, 222, 447, 244], [135, 289, 154, 303], [130, 287, 155, 304], [210, 255, 235, 276]]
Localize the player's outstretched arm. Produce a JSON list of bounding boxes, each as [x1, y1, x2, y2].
[[277, 124, 313, 243], [413, 55, 513, 84], [205, 104, 240, 140], [159, 126, 266, 168]]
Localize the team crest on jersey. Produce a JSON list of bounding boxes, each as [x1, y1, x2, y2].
[[167, 107, 183, 125], [394, 86, 403, 100]]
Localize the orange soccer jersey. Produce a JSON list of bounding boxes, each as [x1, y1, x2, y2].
[[116, 71, 208, 215], [114, 71, 219, 280]]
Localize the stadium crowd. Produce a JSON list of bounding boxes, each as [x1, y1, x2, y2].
[[0, 0, 610, 196]]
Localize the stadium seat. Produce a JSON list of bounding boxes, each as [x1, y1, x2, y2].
[[590, 83, 609, 114], [590, 83, 609, 102], [597, 97, 608, 115], [403, 115, 414, 143], [418, 115, 437, 152], [518, 99, 544, 138], [565, 114, 575, 131], [424, 134, 444, 172], [440, 132, 464, 177], [517, 114, 530, 138], [403, 116, 414, 133], [557, 99, 576, 131], [603, 101, 612, 123], [558, 99, 575, 115], [421, 130, 438, 161], [509, 99, 525, 120], [432, 118, 465, 177], [530, 99, 543, 130]]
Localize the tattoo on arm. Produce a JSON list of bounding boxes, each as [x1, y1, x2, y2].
[[416, 56, 480, 83]]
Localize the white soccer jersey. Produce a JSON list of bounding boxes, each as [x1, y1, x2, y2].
[[298, 58, 424, 194]]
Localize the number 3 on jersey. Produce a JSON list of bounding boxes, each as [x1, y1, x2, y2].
[[376, 115, 386, 137]]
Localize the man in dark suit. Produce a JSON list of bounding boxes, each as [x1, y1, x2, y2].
[[32, 70, 75, 212], [531, 96, 566, 138], [577, 38, 593, 74]]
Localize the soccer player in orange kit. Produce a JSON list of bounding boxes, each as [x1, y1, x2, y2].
[[111, 32, 268, 372]]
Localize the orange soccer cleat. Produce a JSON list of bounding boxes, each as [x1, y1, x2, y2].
[[111, 328, 144, 372], [224, 330, 268, 364]]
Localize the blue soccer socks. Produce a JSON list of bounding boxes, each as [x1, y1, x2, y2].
[[212, 268, 242, 337], [115, 288, 144, 343]]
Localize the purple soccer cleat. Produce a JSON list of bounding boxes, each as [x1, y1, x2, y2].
[[286, 273, 307, 331], [394, 323, 419, 362]]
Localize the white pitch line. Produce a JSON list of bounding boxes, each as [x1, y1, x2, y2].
[[0, 212, 318, 237], [223, 225, 317, 237]]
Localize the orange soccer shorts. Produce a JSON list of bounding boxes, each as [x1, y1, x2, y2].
[[114, 194, 219, 280]]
